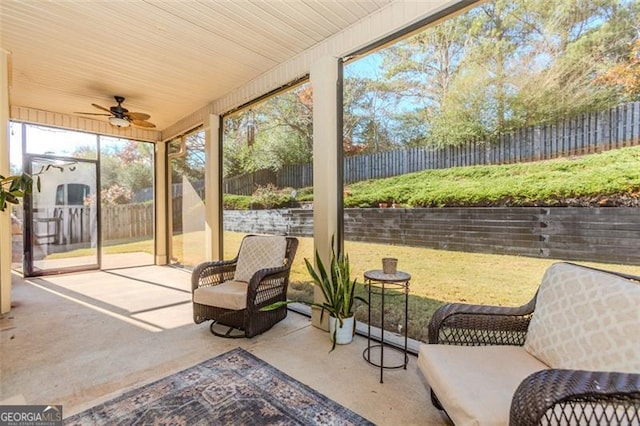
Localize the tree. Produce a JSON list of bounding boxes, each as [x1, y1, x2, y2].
[[510, 0, 639, 125], [99, 140, 154, 196], [364, 0, 639, 146], [223, 84, 314, 176], [379, 16, 470, 123], [169, 131, 205, 184], [342, 75, 398, 152], [597, 38, 640, 100]]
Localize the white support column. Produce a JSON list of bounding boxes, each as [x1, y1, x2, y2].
[[0, 50, 12, 314], [154, 142, 168, 265], [310, 56, 340, 330], [205, 114, 221, 260]]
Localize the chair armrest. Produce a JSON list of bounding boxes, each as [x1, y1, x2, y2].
[[428, 298, 535, 346], [510, 369, 640, 426], [191, 259, 237, 292], [247, 264, 294, 306]]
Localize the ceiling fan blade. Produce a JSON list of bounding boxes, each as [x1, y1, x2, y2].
[[75, 112, 111, 116], [132, 119, 156, 129], [126, 111, 151, 121], [92, 103, 113, 114]]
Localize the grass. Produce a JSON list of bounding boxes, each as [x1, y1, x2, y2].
[[223, 232, 640, 342], [46, 237, 154, 259], [344, 146, 640, 207]]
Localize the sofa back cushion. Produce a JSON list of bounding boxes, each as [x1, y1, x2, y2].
[[524, 262, 640, 373], [233, 236, 287, 283]]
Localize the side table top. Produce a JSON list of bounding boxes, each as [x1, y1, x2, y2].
[[364, 270, 411, 282]]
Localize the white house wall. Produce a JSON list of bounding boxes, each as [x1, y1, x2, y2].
[[162, 0, 455, 140]]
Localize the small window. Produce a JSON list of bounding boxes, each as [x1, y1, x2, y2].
[[67, 184, 90, 205], [55, 185, 65, 206]]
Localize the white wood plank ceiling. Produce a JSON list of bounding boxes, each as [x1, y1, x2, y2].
[[1, 0, 392, 132]]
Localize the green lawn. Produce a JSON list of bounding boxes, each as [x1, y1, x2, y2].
[[286, 235, 640, 342]]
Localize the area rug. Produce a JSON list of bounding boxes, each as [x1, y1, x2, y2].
[[65, 347, 373, 425]]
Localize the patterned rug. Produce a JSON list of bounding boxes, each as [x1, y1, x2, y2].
[[65, 347, 373, 425]]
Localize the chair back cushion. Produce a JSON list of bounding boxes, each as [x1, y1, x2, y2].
[[524, 262, 640, 373], [233, 236, 287, 283]]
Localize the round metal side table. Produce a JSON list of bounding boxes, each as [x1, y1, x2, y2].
[[362, 269, 410, 383]]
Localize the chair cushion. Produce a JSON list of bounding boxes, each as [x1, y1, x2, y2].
[[418, 344, 548, 426], [233, 236, 287, 283], [524, 262, 640, 373], [193, 281, 248, 310]]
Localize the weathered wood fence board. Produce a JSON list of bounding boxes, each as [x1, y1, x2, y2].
[[224, 101, 640, 194], [223, 207, 640, 265], [102, 204, 153, 241]]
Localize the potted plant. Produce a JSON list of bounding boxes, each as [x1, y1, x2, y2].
[[263, 236, 365, 351]]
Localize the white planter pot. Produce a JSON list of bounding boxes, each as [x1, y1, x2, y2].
[[329, 315, 354, 345]]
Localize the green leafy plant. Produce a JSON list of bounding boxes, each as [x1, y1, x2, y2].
[[263, 236, 366, 350], [251, 184, 294, 209], [0, 173, 37, 212]]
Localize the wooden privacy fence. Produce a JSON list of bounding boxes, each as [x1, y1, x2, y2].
[[223, 207, 640, 265], [342, 101, 640, 184], [102, 204, 153, 240], [224, 101, 640, 193], [223, 169, 277, 196]]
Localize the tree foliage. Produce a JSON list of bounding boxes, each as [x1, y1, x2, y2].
[[169, 131, 206, 184], [101, 140, 154, 196], [597, 38, 640, 100], [222, 0, 638, 177], [223, 84, 313, 177], [350, 0, 639, 147]]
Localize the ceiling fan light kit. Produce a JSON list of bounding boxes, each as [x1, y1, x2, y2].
[[108, 116, 130, 128], [76, 96, 156, 129]]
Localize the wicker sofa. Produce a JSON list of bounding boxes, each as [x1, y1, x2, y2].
[[418, 262, 640, 425]]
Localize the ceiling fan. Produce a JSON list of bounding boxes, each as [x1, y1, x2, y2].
[[76, 96, 156, 128]]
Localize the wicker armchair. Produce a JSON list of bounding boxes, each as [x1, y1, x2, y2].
[[422, 263, 640, 426], [192, 235, 298, 338]]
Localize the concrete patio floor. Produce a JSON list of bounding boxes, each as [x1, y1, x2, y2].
[[0, 265, 450, 425]]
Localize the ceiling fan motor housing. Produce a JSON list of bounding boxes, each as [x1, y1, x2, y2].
[[110, 96, 129, 118]]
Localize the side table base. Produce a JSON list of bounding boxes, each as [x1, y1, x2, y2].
[[363, 344, 409, 369], [363, 344, 409, 383]]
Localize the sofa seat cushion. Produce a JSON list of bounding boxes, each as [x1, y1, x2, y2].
[[524, 262, 640, 373], [193, 281, 248, 310], [234, 236, 287, 283], [418, 344, 548, 426]]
